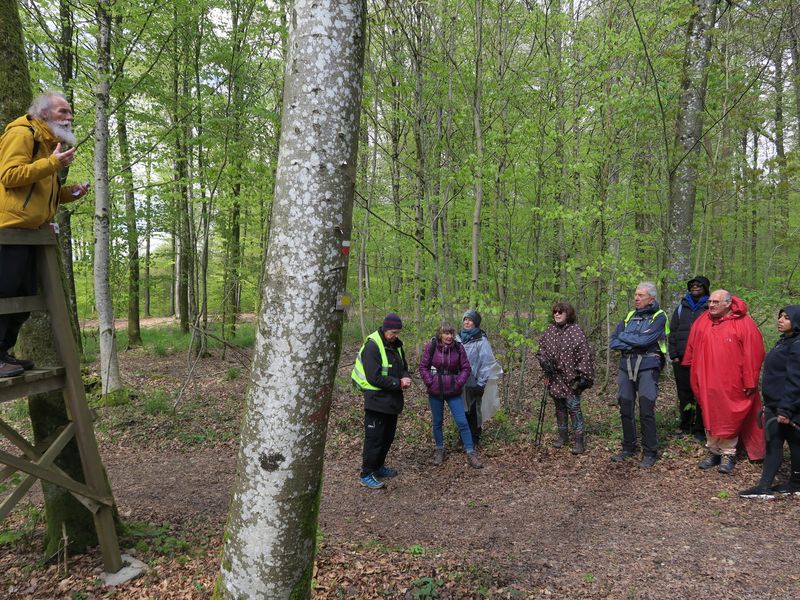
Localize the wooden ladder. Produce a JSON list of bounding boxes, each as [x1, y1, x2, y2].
[[0, 226, 122, 573]]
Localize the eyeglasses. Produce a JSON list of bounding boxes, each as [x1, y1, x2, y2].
[[553, 310, 564, 315]]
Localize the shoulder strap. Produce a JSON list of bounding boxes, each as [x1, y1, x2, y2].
[[23, 125, 40, 159], [677, 304, 683, 319], [426, 337, 437, 365]]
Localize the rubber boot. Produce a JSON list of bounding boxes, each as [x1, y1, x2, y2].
[[571, 433, 585, 455], [553, 411, 569, 448]]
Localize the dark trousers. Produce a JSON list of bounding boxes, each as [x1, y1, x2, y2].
[[464, 386, 483, 446], [361, 409, 398, 476], [760, 406, 800, 486], [0, 245, 37, 352], [617, 367, 659, 457], [672, 361, 703, 434]]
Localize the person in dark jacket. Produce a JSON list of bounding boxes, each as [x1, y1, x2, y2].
[[609, 282, 669, 468], [668, 276, 710, 442], [535, 301, 594, 454], [739, 305, 800, 499], [351, 313, 411, 489], [419, 323, 482, 469]]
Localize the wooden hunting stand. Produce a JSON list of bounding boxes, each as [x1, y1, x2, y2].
[[0, 225, 122, 573]]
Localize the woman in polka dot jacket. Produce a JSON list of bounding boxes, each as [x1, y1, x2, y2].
[[535, 301, 595, 454]]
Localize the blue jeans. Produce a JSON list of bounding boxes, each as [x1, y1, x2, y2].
[[428, 395, 475, 452]]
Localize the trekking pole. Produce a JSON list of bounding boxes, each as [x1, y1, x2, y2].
[[534, 384, 548, 447]]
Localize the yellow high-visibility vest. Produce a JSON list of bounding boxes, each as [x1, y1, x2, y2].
[[351, 331, 404, 391], [624, 309, 670, 354]]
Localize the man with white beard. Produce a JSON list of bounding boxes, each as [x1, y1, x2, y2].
[[0, 91, 89, 377]]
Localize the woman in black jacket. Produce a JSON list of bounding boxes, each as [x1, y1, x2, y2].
[[739, 305, 800, 499]]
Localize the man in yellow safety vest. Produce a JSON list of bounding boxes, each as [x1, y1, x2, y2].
[[609, 282, 669, 469], [351, 313, 411, 489]]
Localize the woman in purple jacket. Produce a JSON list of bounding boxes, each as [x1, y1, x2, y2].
[[419, 323, 483, 469]]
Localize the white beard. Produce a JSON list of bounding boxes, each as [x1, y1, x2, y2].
[[47, 121, 77, 146]]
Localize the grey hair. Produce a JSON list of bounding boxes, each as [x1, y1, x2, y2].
[[27, 91, 67, 119], [712, 289, 732, 302], [637, 281, 658, 299]]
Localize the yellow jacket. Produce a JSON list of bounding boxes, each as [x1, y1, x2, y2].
[[0, 115, 76, 229]]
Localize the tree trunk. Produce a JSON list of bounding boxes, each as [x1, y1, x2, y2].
[[217, 1, 366, 596], [93, 0, 124, 398], [55, 0, 81, 353], [470, 0, 484, 302], [116, 97, 142, 348], [665, 0, 719, 299]]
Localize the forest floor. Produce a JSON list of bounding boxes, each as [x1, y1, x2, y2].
[[2, 322, 800, 599]]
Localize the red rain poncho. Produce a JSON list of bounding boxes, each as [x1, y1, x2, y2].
[[682, 296, 765, 460]]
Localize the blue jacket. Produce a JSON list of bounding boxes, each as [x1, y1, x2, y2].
[[609, 301, 668, 371]]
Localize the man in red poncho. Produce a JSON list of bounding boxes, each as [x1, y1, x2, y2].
[[682, 290, 765, 474]]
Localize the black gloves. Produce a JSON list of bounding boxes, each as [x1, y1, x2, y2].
[[571, 377, 592, 394]]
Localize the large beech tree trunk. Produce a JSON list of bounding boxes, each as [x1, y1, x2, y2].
[[665, 0, 719, 298], [217, 1, 366, 597]]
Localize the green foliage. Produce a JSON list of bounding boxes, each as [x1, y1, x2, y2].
[[411, 576, 445, 599], [121, 521, 193, 558], [717, 490, 730, 500], [0, 505, 42, 548], [406, 544, 427, 557], [224, 367, 240, 381], [142, 389, 172, 415]]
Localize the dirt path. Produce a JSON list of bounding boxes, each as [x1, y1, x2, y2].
[[101, 439, 800, 597]]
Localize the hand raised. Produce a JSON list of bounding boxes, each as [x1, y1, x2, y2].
[[52, 143, 76, 167]]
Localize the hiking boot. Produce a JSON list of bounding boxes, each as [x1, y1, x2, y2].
[[553, 429, 569, 449], [698, 453, 721, 470], [0, 351, 34, 371], [374, 465, 398, 478], [639, 455, 658, 469], [611, 449, 636, 462], [739, 485, 775, 500], [771, 481, 800, 495], [570, 433, 585, 455], [359, 473, 385, 489], [692, 432, 706, 444], [433, 448, 445, 466], [0, 361, 24, 378], [466, 452, 483, 469], [718, 455, 735, 475], [553, 411, 569, 448]]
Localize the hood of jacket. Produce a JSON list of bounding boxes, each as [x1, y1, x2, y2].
[[4, 115, 58, 147], [781, 305, 800, 336], [716, 295, 748, 322]]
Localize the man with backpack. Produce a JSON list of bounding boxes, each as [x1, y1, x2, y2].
[[609, 282, 670, 468], [351, 313, 411, 489], [0, 91, 89, 377]]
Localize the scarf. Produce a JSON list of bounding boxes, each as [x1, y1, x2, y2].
[[685, 293, 709, 311], [459, 327, 482, 344]]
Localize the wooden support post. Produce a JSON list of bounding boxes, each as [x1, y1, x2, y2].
[[36, 239, 122, 573]]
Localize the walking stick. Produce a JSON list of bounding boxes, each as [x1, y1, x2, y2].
[[534, 384, 549, 447]]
